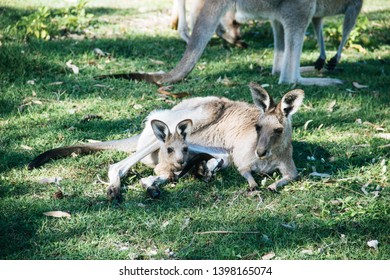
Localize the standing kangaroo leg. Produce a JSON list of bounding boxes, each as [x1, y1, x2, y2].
[[279, 19, 308, 84], [171, 0, 179, 30], [312, 17, 327, 70], [176, 0, 191, 44], [271, 20, 285, 75], [157, 0, 228, 84], [326, 2, 363, 70], [281, 18, 343, 85]]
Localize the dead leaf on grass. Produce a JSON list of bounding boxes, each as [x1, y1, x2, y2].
[[327, 100, 337, 112], [378, 143, 390, 149], [157, 88, 190, 99], [39, 177, 62, 184], [149, 58, 165, 65], [43, 211, 71, 218], [181, 217, 191, 230], [161, 220, 170, 229], [66, 60, 79, 74], [303, 120, 313, 130], [363, 121, 385, 131], [217, 76, 235, 86], [262, 252, 275, 260], [18, 98, 43, 112], [330, 199, 342, 206], [53, 189, 64, 199], [21, 144, 33, 150], [48, 81, 64, 86], [80, 114, 102, 123], [375, 133, 390, 140], [300, 249, 314, 255], [350, 43, 367, 54], [352, 81, 369, 89], [93, 48, 107, 57], [309, 172, 331, 178], [197, 63, 206, 71], [367, 240, 379, 250]]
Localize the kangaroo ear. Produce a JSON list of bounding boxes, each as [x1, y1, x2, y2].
[[151, 120, 171, 143], [279, 89, 304, 117], [175, 119, 193, 140], [249, 82, 275, 113]]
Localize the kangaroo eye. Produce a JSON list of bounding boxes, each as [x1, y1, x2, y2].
[[274, 128, 283, 134], [167, 147, 174, 154], [255, 125, 262, 132], [183, 147, 188, 153]]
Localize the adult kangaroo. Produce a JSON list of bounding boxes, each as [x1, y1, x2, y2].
[[29, 83, 304, 199], [98, 0, 357, 86]]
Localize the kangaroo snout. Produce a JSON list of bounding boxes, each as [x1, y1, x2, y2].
[[256, 149, 269, 159], [256, 149, 267, 159]]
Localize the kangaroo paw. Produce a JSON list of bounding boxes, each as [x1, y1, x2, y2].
[[267, 183, 278, 192], [146, 186, 161, 199], [201, 158, 224, 182], [107, 183, 121, 200], [140, 175, 168, 198], [235, 40, 248, 49]]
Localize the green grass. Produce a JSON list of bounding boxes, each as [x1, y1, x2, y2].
[[0, 0, 389, 260]]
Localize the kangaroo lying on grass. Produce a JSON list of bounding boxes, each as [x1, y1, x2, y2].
[[171, 0, 247, 48], [29, 83, 304, 199], [98, 0, 363, 86]]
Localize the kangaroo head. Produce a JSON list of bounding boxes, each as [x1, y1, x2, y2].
[[249, 82, 304, 159], [151, 119, 193, 171]]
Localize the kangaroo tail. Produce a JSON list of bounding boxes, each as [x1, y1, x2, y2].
[[28, 135, 140, 170], [94, 73, 163, 85]]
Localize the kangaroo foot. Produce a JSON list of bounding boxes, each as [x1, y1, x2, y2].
[[314, 57, 326, 71], [326, 55, 338, 71]]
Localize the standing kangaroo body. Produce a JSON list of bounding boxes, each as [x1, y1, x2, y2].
[[311, 0, 363, 71], [100, 0, 360, 86]]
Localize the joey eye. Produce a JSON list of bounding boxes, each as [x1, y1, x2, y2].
[[182, 147, 188, 153], [167, 147, 174, 154], [274, 128, 283, 134], [255, 124, 262, 132]]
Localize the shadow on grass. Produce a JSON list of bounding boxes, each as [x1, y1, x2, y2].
[[0, 186, 388, 259]]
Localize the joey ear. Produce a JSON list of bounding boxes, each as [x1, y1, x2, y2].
[[175, 119, 193, 140], [151, 119, 171, 143], [279, 89, 304, 117], [249, 82, 275, 113]]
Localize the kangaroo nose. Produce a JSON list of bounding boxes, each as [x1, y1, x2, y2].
[[178, 160, 184, 165], [257, 150, 267, 158]]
